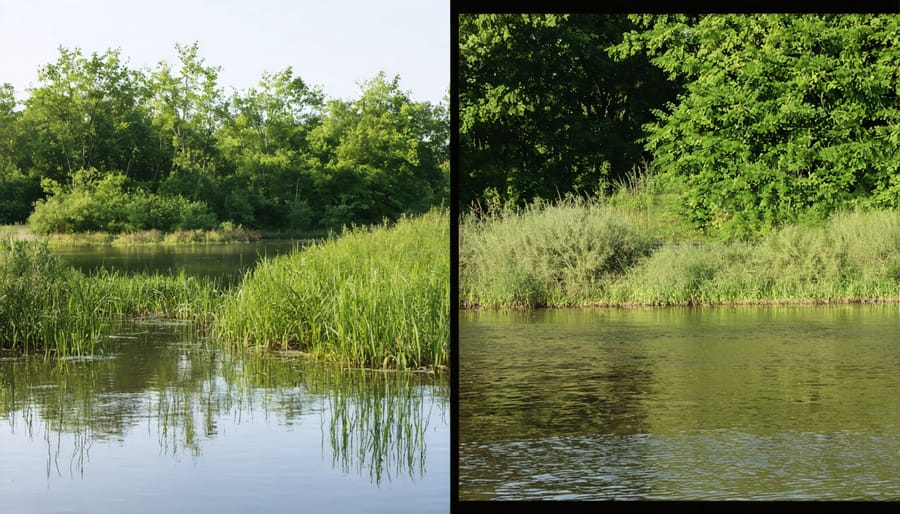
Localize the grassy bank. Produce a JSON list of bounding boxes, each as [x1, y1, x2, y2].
[[461, 198, 900, 309], [0, 223, 263, 246], [217, 208, 449, 370]]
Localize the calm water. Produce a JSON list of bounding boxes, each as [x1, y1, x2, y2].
[[0, 246, 449, 513], [459, 305, 900, 501], [52, 241, 305, 283]]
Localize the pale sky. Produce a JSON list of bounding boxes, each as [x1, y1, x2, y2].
[[0, 0, 449, 104]]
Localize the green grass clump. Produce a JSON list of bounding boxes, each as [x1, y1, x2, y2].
[[0, 240, 109, 354], [460, 196, 653, 308], [82, 269, 223, 323], [0, 239, 222, 355], [215, 209, 449, 371]]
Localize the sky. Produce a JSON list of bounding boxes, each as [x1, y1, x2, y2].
[[0, 0, 449, 105]]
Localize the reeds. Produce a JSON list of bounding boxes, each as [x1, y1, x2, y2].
[[216, 209, 449, 371], [0, 239, 222, 354]]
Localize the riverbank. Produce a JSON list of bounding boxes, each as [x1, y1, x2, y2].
[[0, 223, 335, 246], [0, 223, 267, 246], [460, 198, 900, 309], [0, 209, 449, 371]]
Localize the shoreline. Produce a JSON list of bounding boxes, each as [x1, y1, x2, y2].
[[459, 296, 900, 311]]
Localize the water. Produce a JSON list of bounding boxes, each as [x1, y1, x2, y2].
[[0, 246, 450, 513], [51, 240, 305, 283], [459, 305, 900, 501]]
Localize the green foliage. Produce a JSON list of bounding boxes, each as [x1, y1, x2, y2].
[[3, 44, 447, 234], [216, 209, 450, 370], [307, 73, 449, 227], [459, 13, 679, 208], [29, 169, 217, 234], [0, 167, 40, 224], [460, 196, 654, 308], [612, 14, 900, 238], [19, 47, 154, 182]]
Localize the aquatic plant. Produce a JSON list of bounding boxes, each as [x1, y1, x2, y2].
[[216, 209, 449, 370], [0, 239, 222, 354]]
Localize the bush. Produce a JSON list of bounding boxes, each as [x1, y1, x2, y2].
[[29, 169, 218, 234], [460, 195, 653, 308]]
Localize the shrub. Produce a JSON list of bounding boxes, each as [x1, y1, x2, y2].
[[460, 195, 653, 308], [28, 169, 218, 234]]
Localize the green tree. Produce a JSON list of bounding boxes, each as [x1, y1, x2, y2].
[[150, 42, 226, 179], [216, 67, 325, 227], [459, 13, 678, 208], [0, 84, 40, 223], [308, 72, 448, 227], [19, 47, 152, 183], [613, 14, 900, 238]]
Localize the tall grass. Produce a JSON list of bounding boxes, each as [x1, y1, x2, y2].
[[460, 196, 653, 308], [613, 209, 900, 305], [216, 209, 449, 371], [42, 223, 262, 247], [0, 240, 108, 354], [462, 204, 900, 309], [0, 239, 222, 355]]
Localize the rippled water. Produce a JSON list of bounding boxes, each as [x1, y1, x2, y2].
[[459, 305, 900, 501]]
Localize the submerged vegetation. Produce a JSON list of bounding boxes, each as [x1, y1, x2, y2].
[[460, 198, 900, 309], [0, 210, 448, 370]]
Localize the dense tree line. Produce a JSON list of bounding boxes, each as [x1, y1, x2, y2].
[[460, 13, 900, 238], [459, 14, 679, 208], [0, 43, 448, 233]]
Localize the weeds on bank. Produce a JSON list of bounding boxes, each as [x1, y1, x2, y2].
[[461, 198, 900, 308]]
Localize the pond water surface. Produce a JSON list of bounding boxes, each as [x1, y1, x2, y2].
[[0, 245, 450, 513], [459, 305, 900, 501], [52, 240, 305, 283]]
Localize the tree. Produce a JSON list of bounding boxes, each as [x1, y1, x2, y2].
[[308, 72, 449, 227], [612, 14, 900, 238], [216, 67, 325, 227], [149, 42, 226, 179], [459, 13, 679, 209], [0, 84, 40, 223], [19, 47, 152, 184]]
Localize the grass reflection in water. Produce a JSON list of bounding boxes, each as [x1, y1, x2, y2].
[[0, 319, 447, 484]]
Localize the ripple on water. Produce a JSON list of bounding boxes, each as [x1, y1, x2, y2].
[[459, 430, 900, 501]]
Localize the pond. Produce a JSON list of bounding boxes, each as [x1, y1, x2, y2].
[[459, 305, 900, 501], [0, 245, 450, 513], [51, 240, 306, 284]]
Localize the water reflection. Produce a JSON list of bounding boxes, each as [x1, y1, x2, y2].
[[0, 320, 447, 487]]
